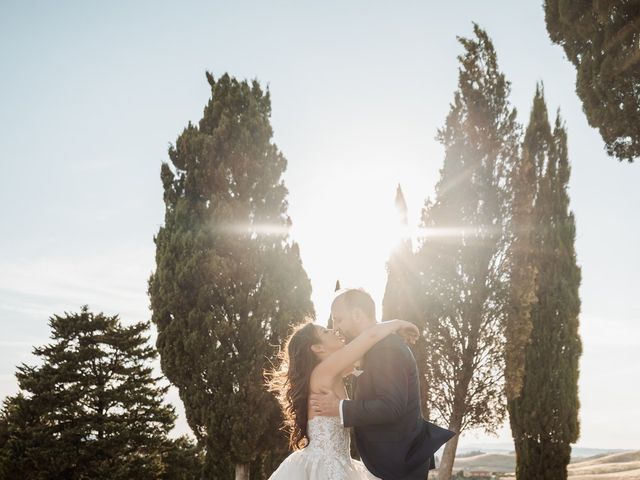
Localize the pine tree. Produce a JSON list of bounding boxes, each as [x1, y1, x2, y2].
[[381, 185, 429, 418], [0, 306, 182, 480], [148, 72, 314, 479], [508, 88, 582, 480], [160, 436, 205, 480], [416, 24, 519, 480], [545, 0, 640, 162]]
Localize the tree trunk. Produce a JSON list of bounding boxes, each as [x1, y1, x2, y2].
[[437, 414, 462, 480], [235, 463, 250, 480]]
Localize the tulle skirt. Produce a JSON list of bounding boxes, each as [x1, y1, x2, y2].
[[268, 448, 380, 480]]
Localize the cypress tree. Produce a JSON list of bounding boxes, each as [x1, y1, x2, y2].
[[509, 88, 582, 480], [0, 306, 181, 480], [416, 24, 519, 480], [545, 0, 640, 162], [327, 279, 341, 329], [382, 185, 414, 320], [381, 185, 429, 418], [503, 86, 544, 402], [147, 72, 314, 479]]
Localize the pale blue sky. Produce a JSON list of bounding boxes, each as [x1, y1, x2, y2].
[[1, 1, 638, 450]]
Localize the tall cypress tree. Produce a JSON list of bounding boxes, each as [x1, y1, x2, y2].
[[148, 72, 314, 479], [416, 24, 519, 480], [382, 185, 413, 319], [503, 86, 543, 402], [545, 0, 640, 162], [509, 88, 582, 480], [0, 306, 183, 480], [381, 185, 429, 418], [382, 185, 414, 322]]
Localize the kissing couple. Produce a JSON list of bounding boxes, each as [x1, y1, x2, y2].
[[268, 288, 455, 480]]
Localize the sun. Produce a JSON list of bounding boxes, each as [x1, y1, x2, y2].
[[287, 170, 411, 325]]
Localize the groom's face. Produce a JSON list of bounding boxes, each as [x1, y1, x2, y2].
[[331, 300, 359, 342]]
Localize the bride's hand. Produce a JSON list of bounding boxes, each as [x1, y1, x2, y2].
[[389, 319, 419, 345]]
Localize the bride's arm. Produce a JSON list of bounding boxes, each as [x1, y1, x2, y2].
[[313, 320, 418, 381]]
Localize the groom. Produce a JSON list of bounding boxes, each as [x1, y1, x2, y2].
[[310, 288, 455, 480]]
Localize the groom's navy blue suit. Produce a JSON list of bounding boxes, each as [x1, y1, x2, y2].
[[342, 334, 456, 480]]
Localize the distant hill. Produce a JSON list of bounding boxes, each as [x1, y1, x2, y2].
[[457, 443, 627, 461], [568, 450, 640, 479], [447, 449, 640, 478], [571, 448, 632, 461], [453, 452, 515, 473]]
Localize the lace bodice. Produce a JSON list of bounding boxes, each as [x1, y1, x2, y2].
[[306, 416, 351, 461]]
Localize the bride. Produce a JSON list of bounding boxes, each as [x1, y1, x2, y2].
[[267, 319, 419, 479]]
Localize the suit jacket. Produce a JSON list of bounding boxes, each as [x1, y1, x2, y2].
[[342, 334, 456, 480]]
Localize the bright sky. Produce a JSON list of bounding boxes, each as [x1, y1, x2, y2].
[[1, 1, 638, 451]]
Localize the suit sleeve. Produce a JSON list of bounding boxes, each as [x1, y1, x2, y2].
[[342, 344, 409, 427]]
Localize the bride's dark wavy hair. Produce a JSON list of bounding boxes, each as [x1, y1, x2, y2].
[[266, 321, 321, 450]]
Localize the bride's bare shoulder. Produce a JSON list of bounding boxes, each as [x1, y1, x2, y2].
[[309, 362, 333, 392]]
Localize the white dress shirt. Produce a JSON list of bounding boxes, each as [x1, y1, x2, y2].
[[340, 367, 364, 426]]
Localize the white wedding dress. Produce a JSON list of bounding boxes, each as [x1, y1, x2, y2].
[[268, 416, 380, 480]]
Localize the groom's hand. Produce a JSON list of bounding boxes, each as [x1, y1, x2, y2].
[[309, 389, 340, 417]]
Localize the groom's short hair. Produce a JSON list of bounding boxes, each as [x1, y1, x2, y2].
[[333, 288, 376, 320]]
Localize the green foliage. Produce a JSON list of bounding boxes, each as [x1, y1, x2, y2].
[[148, 72, 314, 477], [161, 436, 204, 480], [0, 306, 189, 480], [382, 185, 417, 327], [418, 21, 516, 433], [416, 23, 519, 478], [508, 88, 582, 480], [381, 185, 428, 417], [545, 0, 640, 162], [503, 86, 545, 401]]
